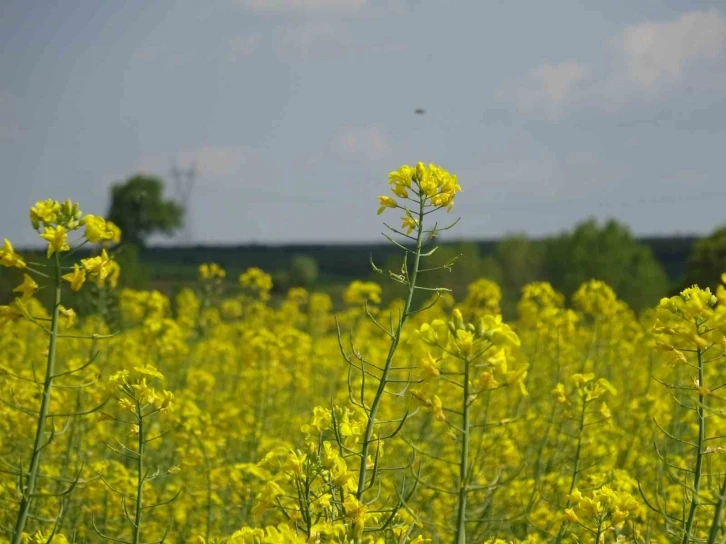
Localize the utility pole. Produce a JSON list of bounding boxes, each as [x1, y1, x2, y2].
[[170, 159, 197, 245]]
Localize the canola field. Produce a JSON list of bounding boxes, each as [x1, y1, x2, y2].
[[1, 163, 726, 544]]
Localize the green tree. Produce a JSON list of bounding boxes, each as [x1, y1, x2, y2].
[[107, 175, 183, 247], [685, 225, 726, 290], [491, 235, 544, 316], [544, 218, 669, 310], [289, 254, 319, 288], [493, 235, 544, 296]]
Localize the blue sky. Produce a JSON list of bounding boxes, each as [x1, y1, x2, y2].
[[1, 0, 725, 245]]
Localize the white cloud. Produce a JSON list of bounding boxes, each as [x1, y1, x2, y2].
[[138, 146, 248, 177], [501, 10, 726, 117], [622, 10, 726, 87], [502, 61, 591, 119], [532, 62, 591, 104], [239, 0, 366, 12], [274, 20, 353, 59], [331, 125, 390, 161]]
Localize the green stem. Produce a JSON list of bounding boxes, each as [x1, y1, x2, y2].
[[454, 355, 471, 544], [12, 253, 62, 544], [707, 475, 726, 544], [555, 399, 588, 543], [192, 432, 213, 543], [356, 195, 426, 502], [682, 347, 705, 544], [134, 406, 144, 544]]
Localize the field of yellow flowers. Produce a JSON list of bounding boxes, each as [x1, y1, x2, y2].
[[1, 163, 726, 544]]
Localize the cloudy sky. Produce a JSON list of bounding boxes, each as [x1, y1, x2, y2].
[[1, 0, 725, 246]]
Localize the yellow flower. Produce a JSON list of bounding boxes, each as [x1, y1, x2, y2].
[[158, 390, 174, 410], [563, 508, 579, 523], [199, 262, 226, 280], [106, 220, 122, 244], [377, 195, 398, 215], [0, 239, 26, 268], [314, 493, 332, 510], [388, 165, 414, 189], [568, 488, 584, 504], [81, 249, 112, 280], [343, 495, 368, 534], [119, 398, 136, 413], [62, 264, 86, 292], [133, 364, 165, 380], [0, 303, 22, 325], [58, 305, 76, 328], [39, 225, 70, 258], [553, 383, 569, 404], [81, 214, 115, 243], [239, 267, 273, 300], [432, 395, 446, 422], [419, 352, 440, 379], [30, 199, 61, 229], [133, 378, 158, 404], [401, 216, 417, 235], [108, 369, 129, 388], [476, 371, 499, 390], [13, 274, 38, 302], [104, 259, 121, 288], [391, 183, 409, 198], [455, 329, 474, 355]]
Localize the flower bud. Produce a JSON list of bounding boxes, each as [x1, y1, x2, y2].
[[415, 162, 426, 182], [452, 308, 464, 330]]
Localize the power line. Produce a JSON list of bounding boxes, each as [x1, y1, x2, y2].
[[185, 187, 726, 211]]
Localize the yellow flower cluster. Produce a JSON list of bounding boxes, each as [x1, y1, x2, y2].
[[4, 265, 725, 542], [377, 163, 462, 240], [239, 266, 274, 301], [2, 184, 726, 543], [199, 262, 226, 281]]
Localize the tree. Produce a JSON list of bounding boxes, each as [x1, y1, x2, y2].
[[543, 218, 669, 310], [289, 254, 319, 287], [107, 175, 183, 247], [493, 235, 544, 298], [684, 225, 726, 290], [491, 235, 544, 317]]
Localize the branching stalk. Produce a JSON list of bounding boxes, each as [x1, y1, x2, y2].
[[356, 194, 426, 502], [12, 253, 62, 543]]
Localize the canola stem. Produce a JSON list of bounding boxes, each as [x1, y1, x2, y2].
[[454, 355, 471, 544], [707, 475, 726, 544], [12, 253, 62, 544], [356, 194, 426, 502], [555, 399, 588, 544], [134, 406, 144, 544], [682, 347, 706, 544]]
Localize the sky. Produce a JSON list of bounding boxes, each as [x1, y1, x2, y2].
[[1, 0, 725, 246]]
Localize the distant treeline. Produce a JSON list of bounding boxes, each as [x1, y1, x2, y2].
[[137, 235, 697, 285], [0, 229, 706, 315]]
